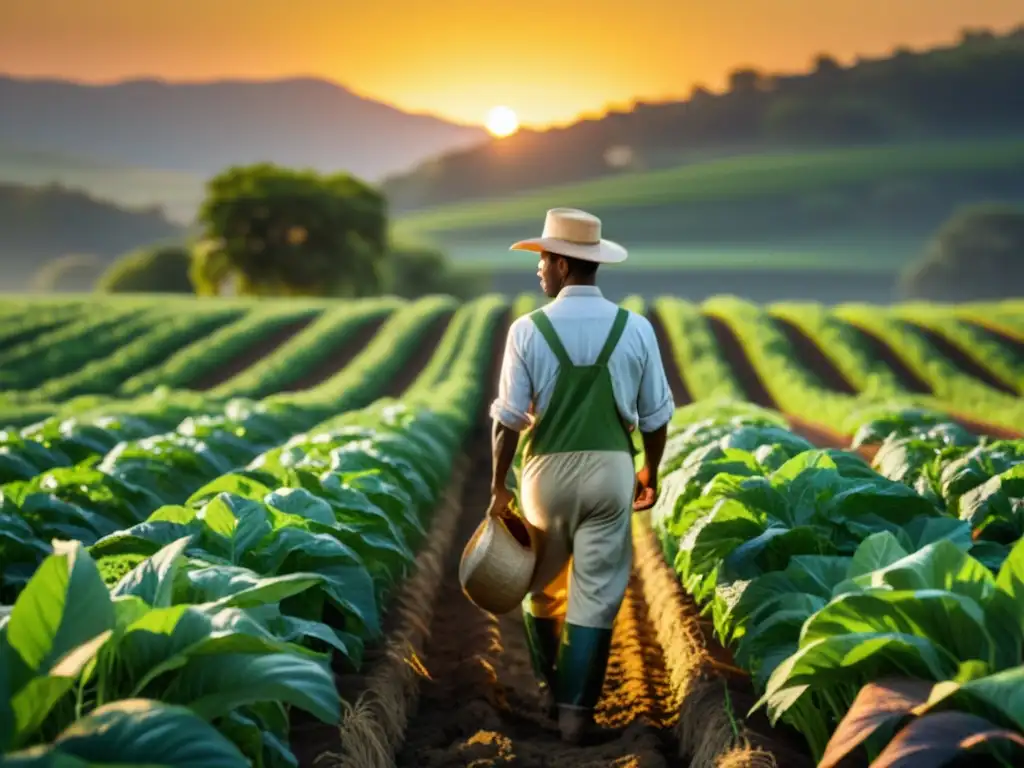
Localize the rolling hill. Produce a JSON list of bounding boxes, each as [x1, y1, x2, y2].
[[0, 76, 489, 183], [0, 146, 206, 224], [382, 28, 1024, 212]]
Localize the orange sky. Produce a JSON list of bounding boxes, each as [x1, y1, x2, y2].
[[3, 0, 1021, 127]]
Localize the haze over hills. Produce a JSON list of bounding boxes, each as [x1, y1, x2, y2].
[[0, 75, 490, 181], [382, 28, 1024, 212]]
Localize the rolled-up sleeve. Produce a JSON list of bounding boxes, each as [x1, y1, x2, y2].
[[637, 320, 675, 432], [489, 322, 533, 431]]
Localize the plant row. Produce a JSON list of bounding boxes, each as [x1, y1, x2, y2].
[[0, 297, 461, 597], [0, 294, 506, 767], [649, 399, 1024, 765]]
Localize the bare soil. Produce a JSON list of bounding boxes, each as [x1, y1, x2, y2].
[[901, 320, 1018, 396], [648, 310, 693, 405], [837, 322, 933, 395], [961, 320, 1024, 359], [770, 317, 858, 395], [188, 315, 316, 390], [393, 447, 680, 768], [701, 314, 776, 410]]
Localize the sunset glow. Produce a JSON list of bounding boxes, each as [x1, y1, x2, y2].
[[2, 1, 1022, 128], [485, 106, 519, 137]]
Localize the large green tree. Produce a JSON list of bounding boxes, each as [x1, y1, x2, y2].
[[195, 164, 387, 297]]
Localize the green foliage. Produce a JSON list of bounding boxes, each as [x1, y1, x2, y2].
[[98, 244, 195, 294], [651, 402, 1024, 762], [30, 254, 104, 292], [383, 241, 490, 299], [0, 182, 185, 290], [197, 164, 387, 298], [384, 29, 1024, 212], [900, 204, 1024, 301]]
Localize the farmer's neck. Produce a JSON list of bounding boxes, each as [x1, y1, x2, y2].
[[561, 271, 598, 289]]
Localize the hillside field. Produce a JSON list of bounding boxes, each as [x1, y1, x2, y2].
[[2, 292, 1023, 767], [0, 146, 206, 224]]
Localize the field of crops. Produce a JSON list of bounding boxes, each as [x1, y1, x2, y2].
[[1, 292, 1022, 767]]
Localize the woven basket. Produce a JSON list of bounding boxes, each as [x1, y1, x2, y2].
[[459, 506, 537, 615]]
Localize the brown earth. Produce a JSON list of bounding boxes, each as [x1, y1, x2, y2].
[[835, 321, 933, 395], [187, 315, 317, 390], [280, 313, 418, 394], [375, 312, 455, 398], [648, 310, 693, 405], [769, 317, 858, 395], [960, 318, 1024, 352], [701, 314, 776, 410], [900, 320, 1019, 396], [393, 443, 680, 768]]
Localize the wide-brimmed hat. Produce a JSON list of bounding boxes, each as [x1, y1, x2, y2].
[[459, 505, 537, 615], [509, 208, 627, 264]]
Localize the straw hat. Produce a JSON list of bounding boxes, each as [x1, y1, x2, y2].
[[459, 505, 537, 615], [509, 208, 628, 264]]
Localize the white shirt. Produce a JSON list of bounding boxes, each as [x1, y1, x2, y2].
[[489, 285, 675, 434]]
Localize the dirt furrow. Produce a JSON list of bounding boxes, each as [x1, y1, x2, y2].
[[396, 453, 681, 767], [648, 309, 693, 406], [901, 320, 1019, 396], [701, 314, 776, 409], [770, 316, 857, 395], [188, 315, 317, 390], [283, 314, 398, 393], [837, 321, 933, 395], [960, 319, 1024, 358]]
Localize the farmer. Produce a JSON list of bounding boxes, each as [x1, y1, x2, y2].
[[487, 207, 675, 744]]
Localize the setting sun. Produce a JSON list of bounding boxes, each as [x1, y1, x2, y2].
[[485, 105, 519, 137]]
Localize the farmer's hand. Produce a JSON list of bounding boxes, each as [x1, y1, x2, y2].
[[633, 464, 658, 511], [486, 485, 515, 518]]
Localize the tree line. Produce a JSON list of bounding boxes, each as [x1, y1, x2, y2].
[[381, 27, 1024, 212]]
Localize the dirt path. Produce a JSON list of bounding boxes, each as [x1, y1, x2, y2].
[[395, 436, 680, 768]]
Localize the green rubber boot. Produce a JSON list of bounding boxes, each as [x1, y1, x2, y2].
[[554, 622, 614, 744], [522, 609, 560, 718]]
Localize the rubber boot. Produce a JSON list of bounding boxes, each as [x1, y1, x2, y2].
[[553, 622, 614, 745], [522, 609, 560, 719]]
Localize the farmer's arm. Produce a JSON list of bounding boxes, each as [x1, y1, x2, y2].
[[487, 322, 531, 510], [634, 319, 675, 509]]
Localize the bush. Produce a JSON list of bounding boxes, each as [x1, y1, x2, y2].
[[97, 244, 195, 293], [31, 254, 105, 292], [899, 203, 1024, 300], [384, 242, 490, 299]]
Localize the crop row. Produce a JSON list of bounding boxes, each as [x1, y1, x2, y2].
[[648, 399, 1024, 765], [0, 295, 507, 766], [653, 296, 1024, 436]]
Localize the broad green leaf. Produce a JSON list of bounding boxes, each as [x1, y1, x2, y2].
[[800, 589, 994, 667], [757, 632, 960, 725], [158, 652, 340, 724], [2, 698, 249, 767], [6, 541, 114, 681], [111, 536, 193, 607]]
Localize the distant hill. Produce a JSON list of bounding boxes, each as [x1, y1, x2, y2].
[[0, 76, 489, 183], [0, 146, 205, 224], [0, 182, 186, 290], [393, 138, 1024, 273], [382, 27, 1024, 212]]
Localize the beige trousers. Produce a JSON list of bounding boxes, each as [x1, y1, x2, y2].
[[520, 450, 635, 629]]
